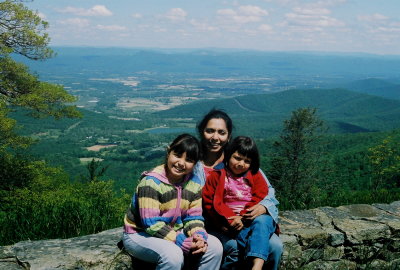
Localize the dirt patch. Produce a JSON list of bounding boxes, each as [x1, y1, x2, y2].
[[86, 144, 117, 151]]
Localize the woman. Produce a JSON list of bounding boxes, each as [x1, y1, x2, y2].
[[193, 109, 283, 270], [122, 134, 223, 270]]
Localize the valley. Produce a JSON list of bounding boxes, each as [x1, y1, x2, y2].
[[13, 47, 400, 194]]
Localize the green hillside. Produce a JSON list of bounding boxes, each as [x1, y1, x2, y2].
[[14, 88, 400, 139], [335, 78, 400, 100], [158, 88, 400, 137]]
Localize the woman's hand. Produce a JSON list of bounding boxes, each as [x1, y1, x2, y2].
[[191, 234, 208, 255], [243, 204, 267, 220], [228, 216, 244, 231]]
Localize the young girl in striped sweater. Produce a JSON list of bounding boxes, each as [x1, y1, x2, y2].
[[122, 134, 222, 270]]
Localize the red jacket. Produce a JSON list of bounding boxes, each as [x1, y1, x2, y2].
[[202, 168, 268, 230]]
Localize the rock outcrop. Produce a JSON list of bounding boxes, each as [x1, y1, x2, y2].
[[279, 201, 400, 269], [1, 201, 399, 270]]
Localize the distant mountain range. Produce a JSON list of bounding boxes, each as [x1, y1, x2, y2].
[[158, 88, 400, 136], [333, 78, 400, 100], [18, 47, 400, 81]]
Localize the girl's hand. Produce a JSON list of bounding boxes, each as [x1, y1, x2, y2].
[[243, 204, 266, 220], [191, 235, 208, 255], [221, 226, 229, 233], [228, 216, 244, 231]]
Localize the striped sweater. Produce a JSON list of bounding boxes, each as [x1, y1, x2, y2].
[[124, 165, 207, 253]]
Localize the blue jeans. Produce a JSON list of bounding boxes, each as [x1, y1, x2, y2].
[[122, 232, 223, 270], [211, 215, 282, 270]]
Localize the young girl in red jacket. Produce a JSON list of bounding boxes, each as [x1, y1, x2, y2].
[[202, 136, 277, 270]]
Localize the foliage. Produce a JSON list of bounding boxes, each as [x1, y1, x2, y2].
[[0, 155, 130, 245], [82, 158, 110, 182], [0, 0, 80, 150], [368, 131, 400, 190], [0, 150, 37, 190], [0, 0, 52, 59], [0, 3, 90, 245], [0, 104, 31, 151], [269, 107, 327, 210]]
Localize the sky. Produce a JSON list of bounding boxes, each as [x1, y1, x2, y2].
[[25, 0, 400, 55]]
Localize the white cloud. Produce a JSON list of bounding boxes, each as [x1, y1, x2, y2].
[[357, 13, 399, 38], [292, 7, 331, 16], [190, 19, 218, 32], [372, 26, 400, 33], [275, 0, 346, 9], [217, 5, 268, 24], [96, 25, 127, 31], [89, 5, 113, 16], [37, 12, 46, 20], [358, 13, 389, 22], [238, 5, 269, 16], [132, 13, 143, 19], [165, 8, 187, 22], [217, 9, 236, 17], [258, 24, 273, 32], [154, 26, 168, 33], [284, 6, 345, 29], [286, 13, 344, 27], [314, 0, 347, 8], [58, 5, 112, 16], [59, 18, 90, 27]]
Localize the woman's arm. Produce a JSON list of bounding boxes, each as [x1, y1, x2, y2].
[[258, 169, 279, 223], [243, 169, 279, 223]]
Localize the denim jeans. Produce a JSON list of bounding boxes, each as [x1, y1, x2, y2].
[[237, 214, 276, 262], [211, 215, 282, 270], [122, 232, 223, 270]]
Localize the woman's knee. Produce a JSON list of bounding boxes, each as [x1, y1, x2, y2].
[[269, 233, 283, 256]]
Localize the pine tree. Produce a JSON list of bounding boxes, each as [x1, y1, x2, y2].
[[269, 107, 327, 209]]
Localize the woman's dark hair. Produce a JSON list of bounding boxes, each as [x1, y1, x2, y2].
[[197, 109, 233, 138], [224, 136, 260, 174], [167, 133, 201, 163]]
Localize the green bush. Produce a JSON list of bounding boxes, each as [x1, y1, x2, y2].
[[0, 159, 129, 245]]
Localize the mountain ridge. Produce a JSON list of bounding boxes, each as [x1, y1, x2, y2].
[[157, 88, 400, 135]]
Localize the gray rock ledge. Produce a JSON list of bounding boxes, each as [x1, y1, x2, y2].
[[1, 201, 399, 270]]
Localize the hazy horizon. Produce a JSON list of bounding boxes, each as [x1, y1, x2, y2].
[[25, 0, 400, 56]]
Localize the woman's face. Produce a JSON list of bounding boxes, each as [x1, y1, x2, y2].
[[166, 150, 195, 182], [202, 118, 230, 153]]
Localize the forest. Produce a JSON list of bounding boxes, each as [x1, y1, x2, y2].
[[1, 0, 399, 246]]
